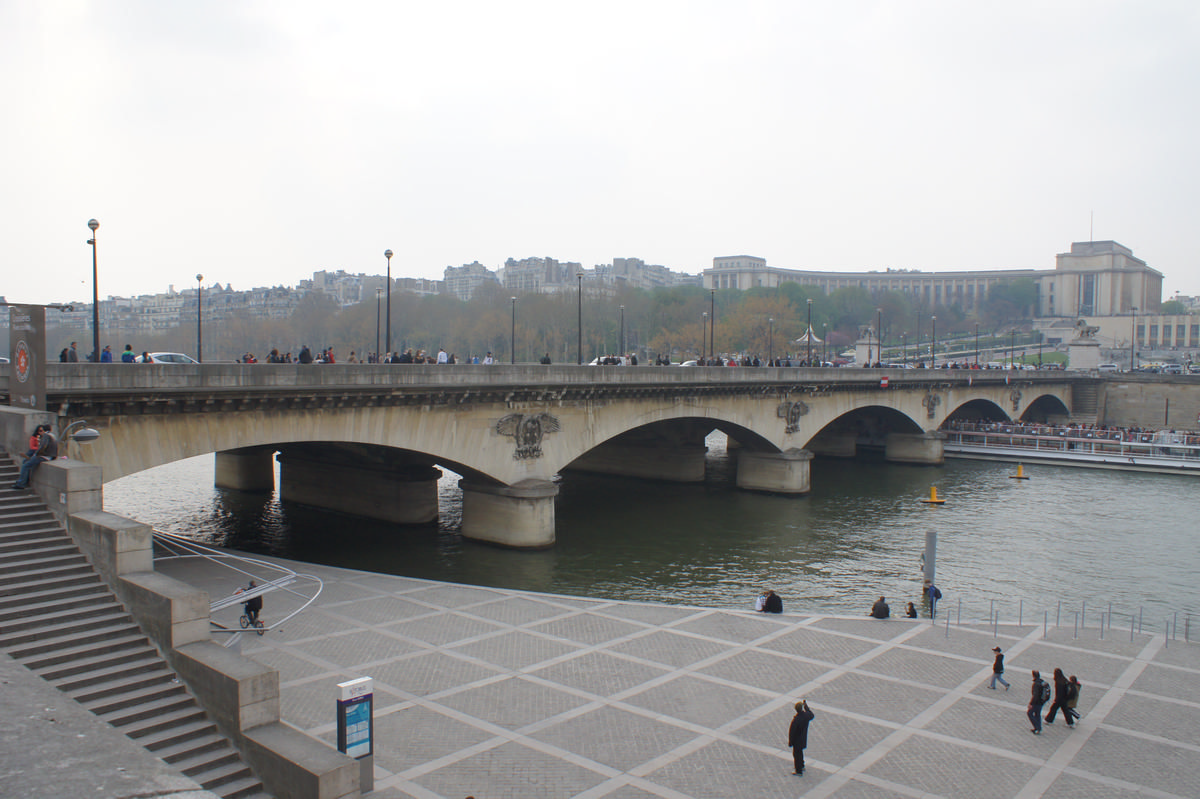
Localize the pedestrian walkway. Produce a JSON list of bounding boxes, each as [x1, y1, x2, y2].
[[158, 555, 1200, 799]]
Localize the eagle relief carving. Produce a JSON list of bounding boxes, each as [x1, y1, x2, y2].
[[776, 400, 810, 434], [1010, 389, 1023, 413], [922, 393, 942, 419], [495, 412, 561, 460]]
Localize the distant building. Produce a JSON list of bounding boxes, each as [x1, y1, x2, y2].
[[444, 261, 500, 301], [704, 241, 1163, 318]]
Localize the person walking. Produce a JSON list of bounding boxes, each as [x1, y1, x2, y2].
[[1044, 667, 1071, 725], [787, 699, 815, 775], [989, 646, 1011, 690], [1064, 675, 1082, 727], [1028, 670, 1049, 734], [927, 583, 942, 618]]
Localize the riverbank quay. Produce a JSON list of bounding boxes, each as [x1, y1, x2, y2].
[[149, 555, 1200, 799]]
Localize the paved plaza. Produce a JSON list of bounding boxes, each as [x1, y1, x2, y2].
[[153, 555, 1200, 799]]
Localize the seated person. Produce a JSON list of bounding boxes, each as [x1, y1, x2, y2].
[[906, 602, 918, 618], [762, 589, 783, 614], [869, 596, 890, 619]]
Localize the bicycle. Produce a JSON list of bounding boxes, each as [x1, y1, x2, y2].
[[239, 611, 265, 635]]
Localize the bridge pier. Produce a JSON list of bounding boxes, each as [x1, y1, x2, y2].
[[277, 452, 441, 524], [214, 447, 276, 492], [460, 479, 558, 549], [806, 434, 857, 458], [884, 431, 946, 465], [735, 448, 813, 495], [566, 443, 707, 482]]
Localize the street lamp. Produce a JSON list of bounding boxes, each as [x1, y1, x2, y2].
[[576, 272, 584, 365], [902, 332, 908, 367], [822, 323, 827, 364], [974, 323, 979, 367], [375, 288, 382, 361], [384, 249, 393, 356], [1130, 306, 1138, 371], [876, 307, 882, 366], [511, 296, 517, 364], [709, 289, 716, 363], [768, 317, 774, 365], [931, 315, 937, 368], [87, 219, 99, 362], [195, 274, 204, 362], [702, 311, 708, 362], [806, 299, 813, 365], [620, 305, 625, 358], [1010, 329, 1016, 368]]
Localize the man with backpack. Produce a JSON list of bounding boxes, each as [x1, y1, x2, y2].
[[1028, 670, 1050, 734], [927, 583, 942, 619]]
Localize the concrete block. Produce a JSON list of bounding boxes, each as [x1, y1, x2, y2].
[[119, 571, 211, 649], [68, 508, 153, 581], [242, 723, 360, 799], [173, 640, 281, 734]]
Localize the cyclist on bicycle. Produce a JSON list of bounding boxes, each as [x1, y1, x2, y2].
[[241, 580, 263, 625]]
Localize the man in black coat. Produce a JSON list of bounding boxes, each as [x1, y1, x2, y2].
[[788, 699, 815, 775]]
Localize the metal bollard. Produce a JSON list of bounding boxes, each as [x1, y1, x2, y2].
[[990, 599, 995, 624], [1082, 600, 1087, 630], [994, 613, 999, 638], [1073, 611, 1078, 639], [1019, 599, 1024, 627], [1043, 610, 1048, 638], [1173, 612, 1178, 641], [1186, 615, 1191, 643], [1130, 613, 1135, 642], [945, 609, 950, 638], [1100, 612, 1105, 640], [1056, 600, 1061, 627], [1139, 607, 1143, 634], [1165, 619, 1170, 649], [957, 597, 962, 626]]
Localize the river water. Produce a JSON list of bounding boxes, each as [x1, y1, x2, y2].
[[104, 435, 1198, 628]]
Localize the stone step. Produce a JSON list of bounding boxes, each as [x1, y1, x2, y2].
[[80, 677, 189, 717], [213, 774, 269, 799], [0, 603, 127, 638], [114, 700, 209, 738], [135, 717, 223, 752], [177, 746, 242, 779], [154, 730, 230, 765], [0, 527, 67, 546], [0, 581, 109, 614], [3, 618, 141, 657], [0, 592, 121, 627], [0, 538, 78, 559], [0, 516, 61, 535], [54, 653, 169, 693], [0, 551, 90, 575], [21, 631, 150, 671], [195, 759, 256, 792], [103, 691, 200, 728], [39, 642, 163, 681], [0, 568, 102, 598]]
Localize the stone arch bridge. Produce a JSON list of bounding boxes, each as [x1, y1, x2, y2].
[[4, 365, 1078, 548]]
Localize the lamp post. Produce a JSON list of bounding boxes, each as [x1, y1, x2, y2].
[[875, 307, 882, 366], [974, 323, 979, 367], [1130, 307, 1138, 371], [768, 317, 774, 365], [822, 323, 827, 364], [709, 289, 716, 363], [806, 299, 813, 365], [931, 315, 937, 368], [195, 274, 204, 362], [576, 272, 584, 365], [620, 304, 625, 358], [902, 332, 908, 367], [87, 219, 99, 362], [384, 249, 393, 356], [1010, 329, 1016, 368], [701, 312, 708, 362], [375, 288, 382, 361], [511, 296, 517, 364]]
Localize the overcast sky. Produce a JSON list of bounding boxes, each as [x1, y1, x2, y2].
[[3, 1, 1198, 306]]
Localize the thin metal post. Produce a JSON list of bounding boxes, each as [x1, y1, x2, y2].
[[945, 610, 950, 637], [1173, 612, 1178, 641], [1056, 601, 1061, 627], [1019, 599, 1024, 627], [1130, 613, 1135, 642], [1186, 615, 1191, 643], [1073, 611, 1078, 639], [1044, 611, 1048, 638], [1165, 619, 1170, 649], [989, 599, 994, 623], [957, 597, 962, 626], [993, 613, 998, 638], [1099, 612, 1105, 640], [1082, 600, 1086, 629], [1139, 606, 1144, 633]]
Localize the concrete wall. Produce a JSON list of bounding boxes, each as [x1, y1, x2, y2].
[[1097, 375, 1200, 430]]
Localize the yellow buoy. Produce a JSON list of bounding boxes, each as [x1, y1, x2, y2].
[[921, 486, 946, 505], [1009, 463, 1030, 480]]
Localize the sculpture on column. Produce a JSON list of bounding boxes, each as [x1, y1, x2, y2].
[[495, 412, 562, 460]]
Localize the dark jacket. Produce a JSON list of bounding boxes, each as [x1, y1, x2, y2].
[[870, 599, 890, 618], [1031, 677, 1048, 706], [788, 705, 815, 749], [763, 593, 783, 613], [993, 652, 1005, 674], [1053, 670, 1069, 703]]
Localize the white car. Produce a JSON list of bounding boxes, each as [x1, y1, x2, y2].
[[137, 352, 200, 364]]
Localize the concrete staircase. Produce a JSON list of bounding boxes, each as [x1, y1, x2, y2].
[[0, 456, 270, 799], [1071, 380, 1100, 424]]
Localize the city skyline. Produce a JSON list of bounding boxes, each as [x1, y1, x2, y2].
[[4, 2, 1199, 306]]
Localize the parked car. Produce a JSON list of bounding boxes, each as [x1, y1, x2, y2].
[[1163, 363, 1183, 375], [1098, 363, 1120, 372], [137, 352, 200, 364]]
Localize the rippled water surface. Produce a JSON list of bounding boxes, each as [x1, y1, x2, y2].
[[105, 436, 1199, 625]]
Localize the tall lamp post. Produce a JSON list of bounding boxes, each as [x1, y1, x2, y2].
[[1010, 329, 1016, 368], [768, 317, 774, 365], [902, 332, 908, 367], [619, 305, 625, 357], [709, 289, 716, 363], [87, 219, 100, 362], [974, 323, 979, 367], [875, 307, 882, 366], [806, 299, 813, 365], [375, 288, 382, 361], [1130, 307, 1138, 371], [822, 323, 827, 364], [931, 315, 937, 368], [195, 274, 204, 362], [384, 249, 393, 356], [701, 312, 708, 362], [511, 296, 517, 364], [576, 272, 584, 364]]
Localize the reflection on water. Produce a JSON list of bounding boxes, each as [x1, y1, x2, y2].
[[105, 435, 1199, 621]]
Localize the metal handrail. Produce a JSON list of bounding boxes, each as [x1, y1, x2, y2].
[[153, 530, 323, 641]]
